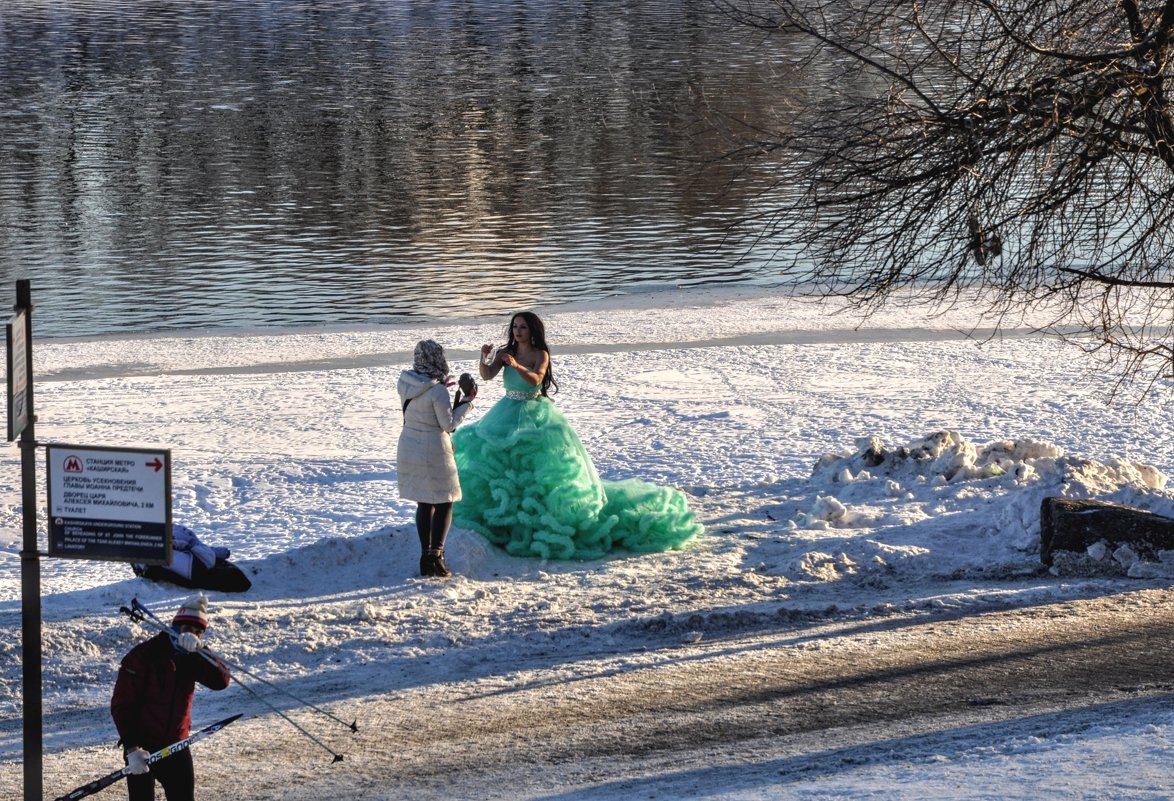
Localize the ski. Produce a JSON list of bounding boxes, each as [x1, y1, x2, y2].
[[52, 713, 243, 801]]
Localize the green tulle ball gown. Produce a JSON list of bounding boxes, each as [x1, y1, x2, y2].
[[452, 367, 702, 560]]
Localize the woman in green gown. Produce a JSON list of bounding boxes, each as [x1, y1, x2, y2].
[[451, 311, 702, 560]]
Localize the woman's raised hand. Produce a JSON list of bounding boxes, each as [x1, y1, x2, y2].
[[481, 343, 497, 367]]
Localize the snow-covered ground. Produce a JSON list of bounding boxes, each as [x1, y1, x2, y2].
[[1, 286, 1173, 800]]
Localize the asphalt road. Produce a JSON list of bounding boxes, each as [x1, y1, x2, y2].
[[192, 586, 1174, 800]]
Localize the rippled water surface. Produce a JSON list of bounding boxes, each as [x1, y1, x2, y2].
[[0, 0, 798, 337]]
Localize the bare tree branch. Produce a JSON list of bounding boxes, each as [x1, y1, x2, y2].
[[708, 0, 1174, 400], [1059, 266, 1174, 288]]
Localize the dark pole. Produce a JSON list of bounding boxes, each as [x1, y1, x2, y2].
[[17, 279, 41, 801]]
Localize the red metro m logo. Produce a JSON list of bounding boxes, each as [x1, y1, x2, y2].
[[62, 455, 83, 473]]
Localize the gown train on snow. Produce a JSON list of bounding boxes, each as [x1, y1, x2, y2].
[[452, 367, 701, 559]]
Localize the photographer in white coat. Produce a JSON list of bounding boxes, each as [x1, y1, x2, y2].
[[396, 339, 476, 577]]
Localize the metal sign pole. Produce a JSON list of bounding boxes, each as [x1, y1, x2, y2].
[[16, 279, 41, 801]]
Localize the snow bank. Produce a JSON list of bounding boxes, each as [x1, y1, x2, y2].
[[786, 430, 1174, 581]]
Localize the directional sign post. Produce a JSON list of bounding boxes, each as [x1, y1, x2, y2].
[[46, 445, 172, 564], [12, 282, 176, 801]]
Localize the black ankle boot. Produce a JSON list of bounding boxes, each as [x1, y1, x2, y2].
[[428, 549, 452, 578], [419, 554, 432, 577]]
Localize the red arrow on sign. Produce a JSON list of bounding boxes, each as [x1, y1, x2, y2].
[[145, 458, 163, 472]]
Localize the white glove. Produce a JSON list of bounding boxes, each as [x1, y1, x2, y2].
[[126, 748, 150, 775], [176, 631, 201, 653]]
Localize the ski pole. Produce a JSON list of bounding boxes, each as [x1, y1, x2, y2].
[[208, 652, 358, 732], [53, 714, 242, 801], [213, 665, 345, 763], [122, 600, 347, 762], [128, 598, 358, 733]]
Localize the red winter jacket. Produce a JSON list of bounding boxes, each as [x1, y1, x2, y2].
[[110, 631, 231, 751]]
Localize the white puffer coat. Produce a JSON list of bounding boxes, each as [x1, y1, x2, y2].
[[396, 370, 473, 503]]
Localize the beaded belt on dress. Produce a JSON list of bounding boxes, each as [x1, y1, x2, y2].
[[506, 389, 540, 400]]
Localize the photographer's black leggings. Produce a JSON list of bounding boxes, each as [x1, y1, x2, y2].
[[415, 502, 453, 552]]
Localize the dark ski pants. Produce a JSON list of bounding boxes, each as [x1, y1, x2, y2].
[[126, 748, 195, 801]]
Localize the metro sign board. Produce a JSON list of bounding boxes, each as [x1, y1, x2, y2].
[[46, 444, 172, 563]]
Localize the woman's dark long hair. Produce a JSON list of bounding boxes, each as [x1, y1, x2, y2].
[[505, 311, 558, 396]]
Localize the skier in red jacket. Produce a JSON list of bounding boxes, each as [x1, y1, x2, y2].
[[111, 595, 230, 801]]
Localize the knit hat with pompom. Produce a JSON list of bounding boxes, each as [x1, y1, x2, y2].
[[172, 594, 209, 631]]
